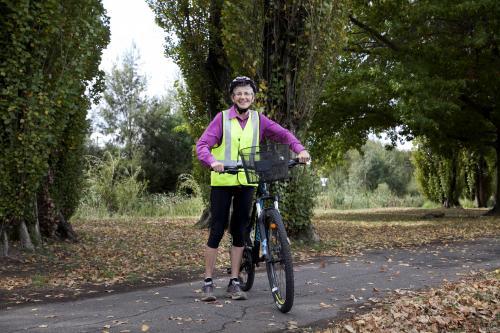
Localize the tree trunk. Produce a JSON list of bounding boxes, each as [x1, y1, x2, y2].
[[443, 156, 461, 208], [19, 220, 35, 251], [195, 207, 211, 229], [37, 170, 78, 241], [56, 211, 78, 242], [1, 230, 8, 257], [475, 153, 489, 208], [31, 197, 42, 246], [486, 133, 500, 215], [293, 224, 320, 243]]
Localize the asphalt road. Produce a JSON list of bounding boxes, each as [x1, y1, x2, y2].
[[1, 238, 499, 333]]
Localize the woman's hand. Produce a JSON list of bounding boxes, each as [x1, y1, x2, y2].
[[297, 150, 311, 163], [210, 161, 224, 172]]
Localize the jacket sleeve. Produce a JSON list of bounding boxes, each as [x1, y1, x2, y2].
[[260, 114, 305, 154], [196, 113, 223, 168]]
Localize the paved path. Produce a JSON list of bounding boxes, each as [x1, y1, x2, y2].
[[1, 238, 499, 333]]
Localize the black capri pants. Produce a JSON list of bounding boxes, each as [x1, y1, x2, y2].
[[207, 186, 255, 249]]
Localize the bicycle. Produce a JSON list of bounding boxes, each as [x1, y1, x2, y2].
[[224, 143, 306, 313]]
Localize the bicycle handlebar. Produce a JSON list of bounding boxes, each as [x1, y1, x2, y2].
[[220, 158, 308, 174]]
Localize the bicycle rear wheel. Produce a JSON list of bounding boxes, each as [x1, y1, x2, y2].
[[239, 246, 255, 291], [265, 209, 294, 313]]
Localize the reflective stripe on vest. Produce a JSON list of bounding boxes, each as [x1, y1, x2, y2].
[[210, 109, 259, 186]]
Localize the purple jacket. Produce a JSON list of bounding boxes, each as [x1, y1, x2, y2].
[[196, 105, 305, 168]]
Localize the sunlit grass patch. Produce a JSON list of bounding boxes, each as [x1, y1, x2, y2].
[[31, 274, 49, 288]]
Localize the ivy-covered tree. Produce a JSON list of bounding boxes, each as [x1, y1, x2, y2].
[[148, 0, 231, 136], [150, 0, 349, 240], [226, 0, 349, 240], [0, 0, 110, 254], [147, 0, 232, 228], [413, 138, 494, 208]]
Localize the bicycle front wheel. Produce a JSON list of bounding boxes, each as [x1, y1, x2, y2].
[[265, 209, 294, 313]]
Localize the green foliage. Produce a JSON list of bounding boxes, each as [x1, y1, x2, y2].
[[310, 0, 500, 210], [308, 55, 402, 164], [221, 1, 264, 79], [176, 173, 201, 198], [0, 0, 110, 231], [139, 96, 193, 193], [222, 0, 350, 237], [80, 152, 147, 215], [316, 141, 422, 210], [150, 0, 350, 237], [348, 142, 411, 195], [75, 192, 203, 219], [413, 138, 494, 207], [148, 0, 231, 121], [316, 182, 423, 210], [148, 0, 232, 206], [98, 45, 147, 159], [275, 166, 320, 238]]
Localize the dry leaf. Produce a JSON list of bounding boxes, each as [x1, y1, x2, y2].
[[344, 324, 355, 333]]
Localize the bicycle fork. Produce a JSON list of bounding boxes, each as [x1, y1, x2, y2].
[[255, 197, 279, 262]]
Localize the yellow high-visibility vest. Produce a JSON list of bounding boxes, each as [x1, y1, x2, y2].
[[210, 109, 260, 186]]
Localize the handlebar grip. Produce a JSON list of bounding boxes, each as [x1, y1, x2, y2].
[[221, 166, 241, 174], [289, 158, 311, 167]]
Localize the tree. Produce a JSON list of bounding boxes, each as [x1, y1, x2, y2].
[[148, 0, 232, 228], [98, 45, 147, 159], [310, 0, 500, 213], [139, 96, 193, 193], [0, 0, 110, 255], [413, 139, 494, 208], [349, 141, 413, 196], [148, 0, 232, 133], [150, 0, 350, 240]]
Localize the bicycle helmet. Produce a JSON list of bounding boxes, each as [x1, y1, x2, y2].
[[229, 76, 257, 95]]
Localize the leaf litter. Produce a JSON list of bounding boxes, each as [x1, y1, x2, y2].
[[1, 208, 498, 309]]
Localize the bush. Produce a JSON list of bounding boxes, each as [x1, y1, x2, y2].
[[77, 152, 147, 215]]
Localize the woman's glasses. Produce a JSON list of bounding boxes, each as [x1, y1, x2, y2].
[[233, 91, 254, 97]]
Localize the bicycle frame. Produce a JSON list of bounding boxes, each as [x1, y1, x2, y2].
[[224, 152, 303, 313], [251, 182, 279, 264]]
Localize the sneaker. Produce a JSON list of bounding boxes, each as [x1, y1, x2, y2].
[[201, 281, 216, 301], [226, 279, 248, 300]]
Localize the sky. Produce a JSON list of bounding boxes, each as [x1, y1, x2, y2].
[[100, 0, 179, 97]]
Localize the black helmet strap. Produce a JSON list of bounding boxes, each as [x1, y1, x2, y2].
[[235, 104, 249, 114]]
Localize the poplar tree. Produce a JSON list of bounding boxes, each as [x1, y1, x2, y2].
[[0, 0, 109, 254], [149, 0, 349, 240]]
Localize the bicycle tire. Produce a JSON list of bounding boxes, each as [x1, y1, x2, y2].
[[264, 209, 294, 313], [239, 246, 255, 291]]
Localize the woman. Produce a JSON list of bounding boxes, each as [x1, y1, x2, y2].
[[196, 76, 310, 301]]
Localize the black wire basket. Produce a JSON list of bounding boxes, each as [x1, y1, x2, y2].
[[239, 144, 291, 184]]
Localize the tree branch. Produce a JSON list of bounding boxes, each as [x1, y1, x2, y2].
[[349, 15, 400, 52]]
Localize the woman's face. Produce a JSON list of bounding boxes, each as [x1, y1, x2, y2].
[[231, 85, 254, 110]]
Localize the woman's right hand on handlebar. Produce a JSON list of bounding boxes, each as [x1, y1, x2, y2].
[[210, 161, 224, 172]]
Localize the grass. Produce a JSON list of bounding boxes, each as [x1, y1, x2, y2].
[[73, 194, 204, 219], [31, 274, 49, 288]]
